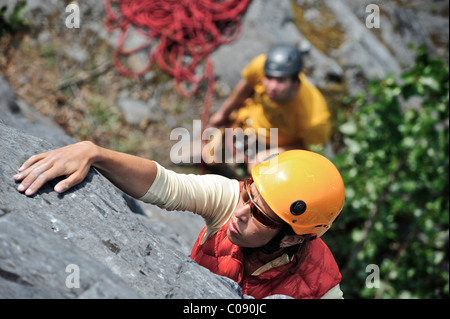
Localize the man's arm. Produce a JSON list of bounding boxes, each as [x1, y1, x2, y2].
[[209, 78, 253, 127], [13, 141, 157, 198]]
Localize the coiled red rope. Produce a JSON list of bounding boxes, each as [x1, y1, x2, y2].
[[104, 0, 251, 171]]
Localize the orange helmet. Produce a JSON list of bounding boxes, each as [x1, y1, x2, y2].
[[251, 150, 345, 237]]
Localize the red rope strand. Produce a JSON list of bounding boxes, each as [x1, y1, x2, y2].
[[104, 0, 250, 95], [104, 0, 251, 172]]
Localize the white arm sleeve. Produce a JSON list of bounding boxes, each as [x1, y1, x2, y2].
[[138, 162, 240, 239]]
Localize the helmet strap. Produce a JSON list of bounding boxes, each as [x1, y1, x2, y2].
[[242, 224, 294, 256]]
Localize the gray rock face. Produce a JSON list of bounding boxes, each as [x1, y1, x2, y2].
[[0, 118, 242, 299], [0, 76, 76, 148]]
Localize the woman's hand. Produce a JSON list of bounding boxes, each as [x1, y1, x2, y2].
[[13, 141, 158, 198], [13, 141, 98, 196]]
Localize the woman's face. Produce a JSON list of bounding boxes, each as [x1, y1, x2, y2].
[[227, 182, 283, 248]]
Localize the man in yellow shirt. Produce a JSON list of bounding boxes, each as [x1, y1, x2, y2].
[[209, 44, 331, 171]]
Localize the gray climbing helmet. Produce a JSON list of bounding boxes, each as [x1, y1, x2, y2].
[[263, 44, 303, 77]]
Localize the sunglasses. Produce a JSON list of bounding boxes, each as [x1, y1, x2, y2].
[[241, 178, 283, 229]]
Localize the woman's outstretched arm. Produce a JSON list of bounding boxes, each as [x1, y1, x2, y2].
[[13, 141, 157, 198]]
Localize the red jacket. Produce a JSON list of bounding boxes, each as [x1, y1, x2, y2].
[[191, 223, 342, 299]]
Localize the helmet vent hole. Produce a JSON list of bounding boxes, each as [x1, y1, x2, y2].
[[290, 200, 307, 216]]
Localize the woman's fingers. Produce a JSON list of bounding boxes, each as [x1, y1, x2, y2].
[[54, 165, 90, 194], [14, 159, 49, 189], [14, 145, 86, 196], [18, 152, 48, 172], [15, 160, 61, 196], [13, 142, 97, 196]]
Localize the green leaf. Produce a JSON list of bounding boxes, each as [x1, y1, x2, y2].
[[339, 120, 357, 135], [419, 76, 440, 91]]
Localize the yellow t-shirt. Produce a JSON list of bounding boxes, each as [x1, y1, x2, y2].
[[235, 54, 331, 147]]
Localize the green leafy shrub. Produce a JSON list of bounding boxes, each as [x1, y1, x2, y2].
[[0, 1, 29, 37], [330, 47, 449, 298]]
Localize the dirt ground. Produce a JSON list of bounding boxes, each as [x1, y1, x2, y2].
[[0, 19, 220, 175]]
